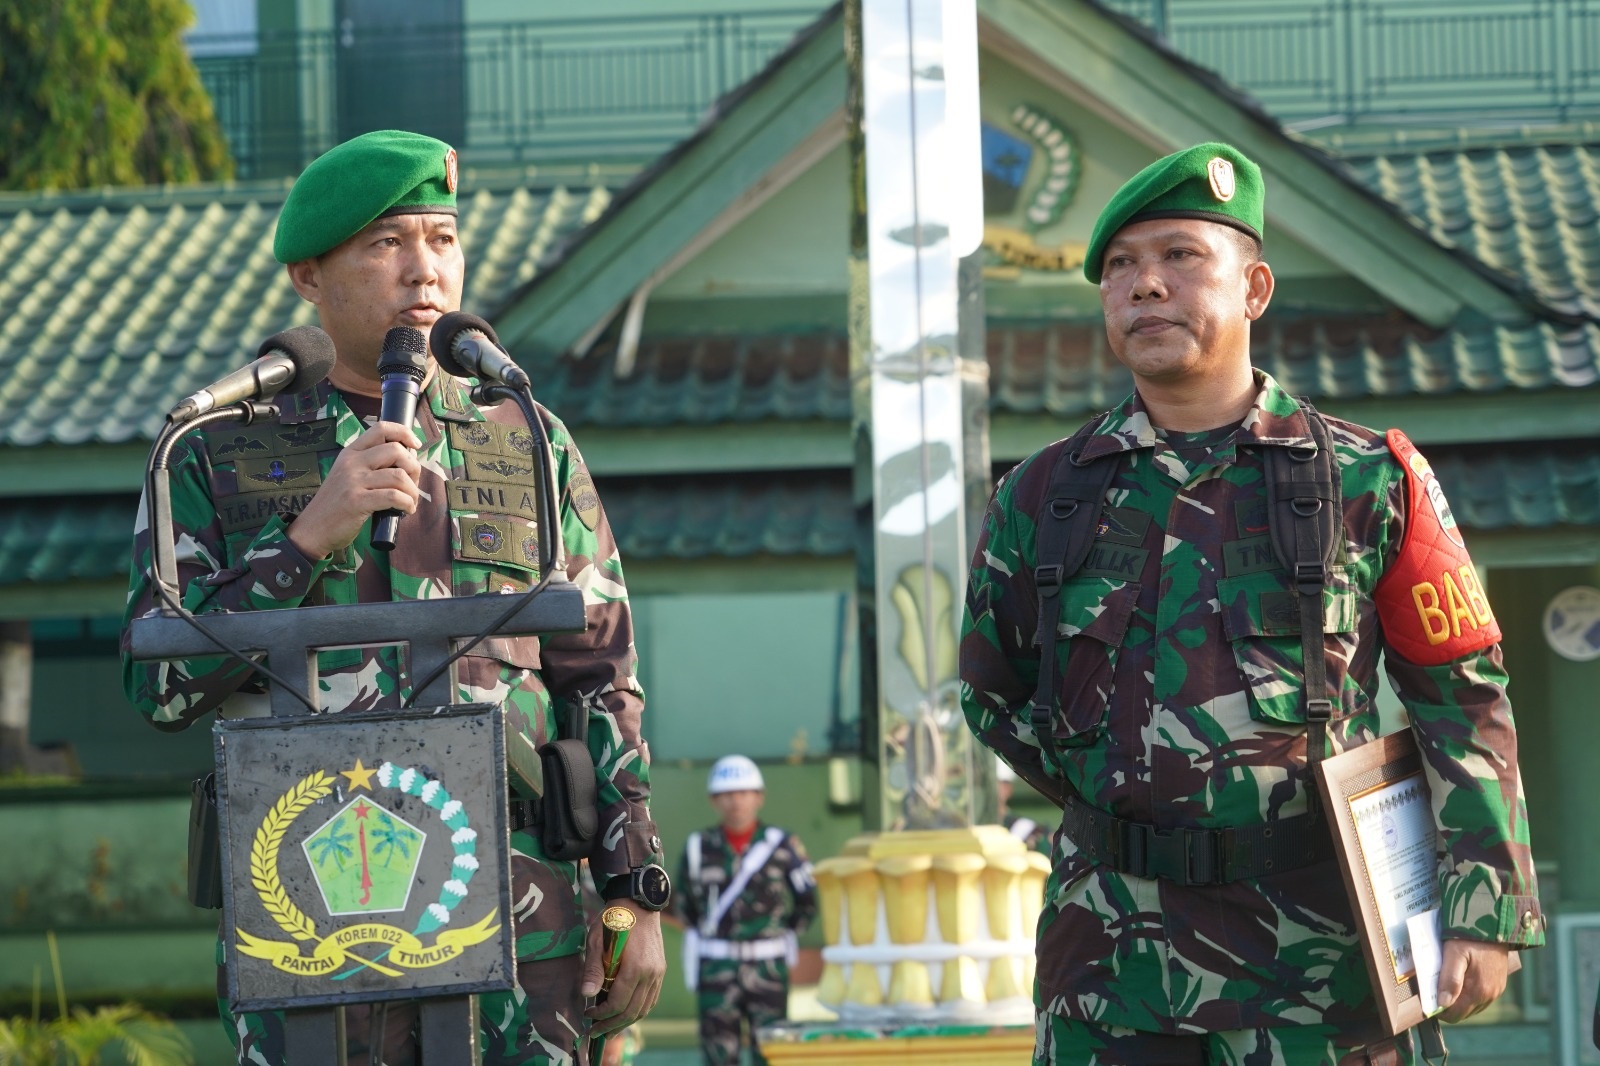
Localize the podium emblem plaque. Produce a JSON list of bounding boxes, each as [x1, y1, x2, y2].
[[216, 703, 517, 1012]]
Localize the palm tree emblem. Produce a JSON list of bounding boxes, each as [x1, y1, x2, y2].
[[307, 821, 355, 872], [371, 813, 415, 868]]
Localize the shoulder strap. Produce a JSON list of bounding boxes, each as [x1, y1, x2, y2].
[[706, 828, 786, 935], [687, 830, 702, 883], [1029, 415, 1121, 769], [1263, 400, 1342, 817]]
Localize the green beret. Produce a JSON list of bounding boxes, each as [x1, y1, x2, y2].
[[273, 130, 460, 263], [1084, 142, 1263, 283]]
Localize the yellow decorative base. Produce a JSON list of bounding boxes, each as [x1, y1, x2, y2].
[[813, 828, 1050, 1022]]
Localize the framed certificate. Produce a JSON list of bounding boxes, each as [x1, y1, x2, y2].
[[1315, 729, 1519, 1035]]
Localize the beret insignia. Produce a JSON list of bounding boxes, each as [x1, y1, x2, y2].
[[1207, 157, 1235, 202], [445, 147, 459, 194]]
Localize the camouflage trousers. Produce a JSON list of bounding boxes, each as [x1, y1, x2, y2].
[[696, 957, 789, 1066], [1035, 1015, 1415, 1066], [219, 949, 591, 1065]]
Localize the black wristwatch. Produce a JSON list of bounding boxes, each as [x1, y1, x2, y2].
[[603, 863, 672, 911]]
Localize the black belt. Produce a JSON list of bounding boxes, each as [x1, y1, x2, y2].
[[508, 796, 543, 832], [1061, 793, 1332, 886]]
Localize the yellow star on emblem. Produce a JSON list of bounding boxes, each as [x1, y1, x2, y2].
[[340, 758, 377, 792]]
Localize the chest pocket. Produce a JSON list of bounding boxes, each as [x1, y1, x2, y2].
[[447, 519, 544, 673], [1038, 576, 1140, 747], [1217, 568, 1358, 724]]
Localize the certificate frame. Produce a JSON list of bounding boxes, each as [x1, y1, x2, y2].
[[1316, 729, 1439, 1035]]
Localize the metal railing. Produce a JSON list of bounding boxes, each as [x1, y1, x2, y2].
[[189, 10, 823, 178], [1100, 0, 1600, 128], [191, 2, 1600, 177]]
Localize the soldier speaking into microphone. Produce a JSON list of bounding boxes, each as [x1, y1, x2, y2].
[[122, 130, 670, 1065]]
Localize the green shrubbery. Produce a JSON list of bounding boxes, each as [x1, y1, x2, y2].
[[0, 934, 192, 1066]]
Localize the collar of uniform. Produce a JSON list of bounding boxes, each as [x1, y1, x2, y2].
[[1236, 370, 1316, 449], [274, 379, 338, 425], [1077, 369, 1314, 462], [278, 371, 478, 444], [430, 372, 479, 423], [273, 380, 364, 444]]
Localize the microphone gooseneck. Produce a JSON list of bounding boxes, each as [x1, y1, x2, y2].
[[371, 326, 429, 553]]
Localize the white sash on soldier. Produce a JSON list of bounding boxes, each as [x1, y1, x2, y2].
[[683, 827, 787, 990], [709, 827, 786, 933]]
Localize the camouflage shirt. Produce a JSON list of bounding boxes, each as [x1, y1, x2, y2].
[[121, 373, 661, 958], [960, 371, 1542, 1036], [675, 824, 818, 943]]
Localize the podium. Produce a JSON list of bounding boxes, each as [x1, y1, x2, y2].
[[128, 394, 587, 1063]]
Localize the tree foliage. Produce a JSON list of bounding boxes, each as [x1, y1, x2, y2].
[[0, 0, 234, 190]]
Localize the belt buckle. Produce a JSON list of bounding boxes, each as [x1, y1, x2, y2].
[[1143, 826, 1184, 883], [1183, 828, 1224, 886], [1115, 820, 1150, 880]]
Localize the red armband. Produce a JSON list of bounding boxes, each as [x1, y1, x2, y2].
[[1374, 429, 1501, 665]]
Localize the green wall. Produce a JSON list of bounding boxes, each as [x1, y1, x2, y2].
[[633, 591, 856, 760], [1494, 565, 1598, 906], [654, 145, 850, 302]]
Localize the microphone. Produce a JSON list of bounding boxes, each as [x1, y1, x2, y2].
[[167, 325, 336, 424], [371, 326, 429, 552], [429, 312, 530, 389]]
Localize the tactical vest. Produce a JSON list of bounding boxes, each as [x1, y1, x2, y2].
[[200, 378, 547, 677], [1031, 400, 1341, 886]]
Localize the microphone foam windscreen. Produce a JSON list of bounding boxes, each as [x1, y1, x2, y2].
[[378, 326, 429, 377], [429, 311, 499, 379], [258, 325, 338, 392]]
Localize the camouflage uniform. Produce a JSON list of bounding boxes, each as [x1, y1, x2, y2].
[[960, 372, 1543, 1059], [675, 824, 817, 1066], [122, 374, 661, 1065]]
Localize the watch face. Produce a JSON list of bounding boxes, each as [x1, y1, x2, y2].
[[638, 864, 672, 910]]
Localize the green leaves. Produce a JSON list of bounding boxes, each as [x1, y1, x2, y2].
[[0, 0, 233, 190]]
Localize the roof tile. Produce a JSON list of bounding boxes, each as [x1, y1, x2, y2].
[[1344, 143, 1600, 317], [6, 445, 1592, 589], [540, 316, 1600, 427], [0, 177, 615, 448]]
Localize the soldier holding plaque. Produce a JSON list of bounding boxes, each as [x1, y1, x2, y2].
[[961, 143, 1544, 1064], [122, 130, 669, 1065]]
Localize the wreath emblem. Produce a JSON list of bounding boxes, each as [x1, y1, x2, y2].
[[235, 762, 499, 978]]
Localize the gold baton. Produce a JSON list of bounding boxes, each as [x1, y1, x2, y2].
[[599, 905, 636, 996]]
